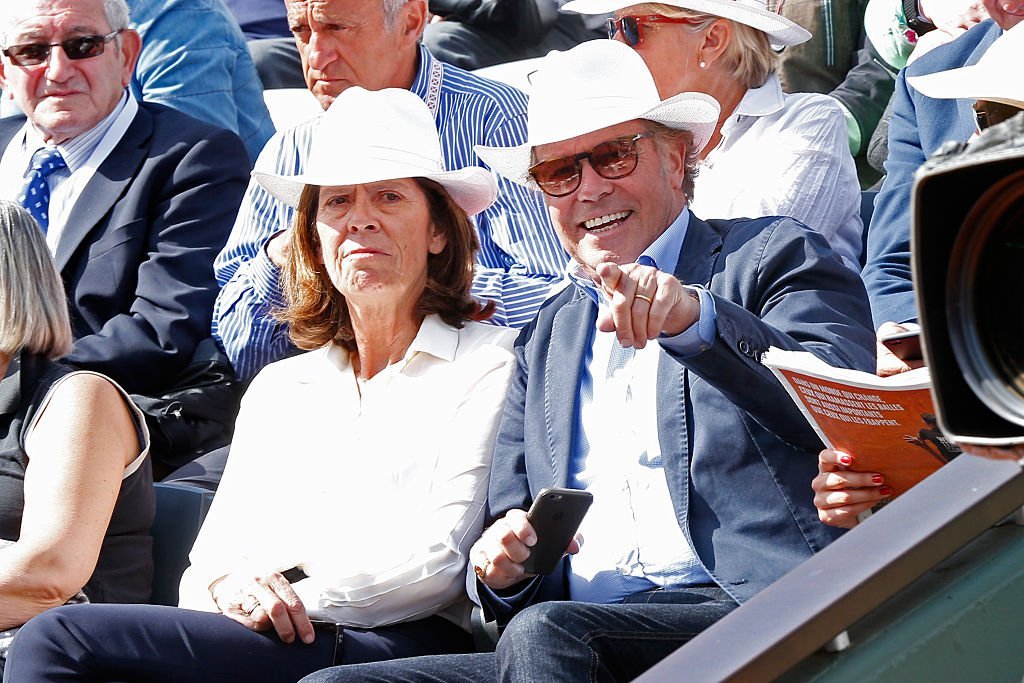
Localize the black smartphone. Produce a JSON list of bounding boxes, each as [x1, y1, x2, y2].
[[880, 329, 922, 361], [520, 488, 593, 576]]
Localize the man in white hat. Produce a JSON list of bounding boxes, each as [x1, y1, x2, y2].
[[862, 0, 1018, 376], [305, 39, 875, 683], [559, 0, 865, 271], [212, 0, 569, 383]]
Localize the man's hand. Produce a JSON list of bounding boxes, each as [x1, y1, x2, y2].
[[265, 230, 292, 269], [812, 449, 892, 528], [959, 443, 1024, 461], [918, 0, 989, 33], [211, 571, 314, 644], [876, 321, 924, 377], [470, 509, 581, 591], [594, 262, 700, 349]]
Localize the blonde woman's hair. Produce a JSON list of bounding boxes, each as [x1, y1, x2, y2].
[[634, 3, 777, 89], [0, 202, 73, 359]]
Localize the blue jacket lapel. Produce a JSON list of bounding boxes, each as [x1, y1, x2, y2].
[[657, 213, 724, 520], [544, 287, 597, 489], [54, 106, 150, 272]]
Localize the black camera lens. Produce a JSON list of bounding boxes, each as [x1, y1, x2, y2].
[[947, 170, 1024, 427]]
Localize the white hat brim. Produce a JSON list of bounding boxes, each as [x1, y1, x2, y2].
[[561, 0, 811, 45], [908, 66, 1024, 109], [252, 165, 498, 217], [475, 91, 719, 191]]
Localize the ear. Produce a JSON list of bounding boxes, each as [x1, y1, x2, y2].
[[117, 29, 142, 87], [698, 19, 731, 69], [396, 0, 428, 46], [428, 224, 448, 255], [0, 59, 7, 93]]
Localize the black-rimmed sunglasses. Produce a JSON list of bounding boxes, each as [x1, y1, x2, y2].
[[605, 15, 706, 47], [2, 30, 122, 67], [529, 133, 654, 197]]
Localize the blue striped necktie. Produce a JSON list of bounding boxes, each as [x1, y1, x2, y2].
[[18, 147, 67, 232]]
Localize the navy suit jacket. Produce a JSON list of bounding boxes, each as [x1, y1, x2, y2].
[[862, 20, 1002, 329], [478, 213, 876, 626], [0, 102, 249, 394]]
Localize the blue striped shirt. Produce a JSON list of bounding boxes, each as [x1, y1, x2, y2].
[[212, 45, 568, 381]]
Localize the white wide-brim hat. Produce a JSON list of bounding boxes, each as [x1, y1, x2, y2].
[[253, 87, 497, 216], [562, 0, 810, 46], [908, 23, 1024, 108], [475, 40, 720, 192]]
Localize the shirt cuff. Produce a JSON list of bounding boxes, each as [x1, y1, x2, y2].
[[252, 234, 288, 309], [661, 285, 716, 355]]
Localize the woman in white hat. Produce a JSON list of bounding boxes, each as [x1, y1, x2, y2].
[[563, 0, 865, 269], [5, 87, 517, 682]]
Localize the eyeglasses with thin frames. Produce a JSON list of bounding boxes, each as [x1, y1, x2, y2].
[[529, 132, 654, 198], [2, 30, 122, 67], [605, 15, 706, 47]]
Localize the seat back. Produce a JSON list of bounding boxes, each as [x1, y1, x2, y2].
[[149, 482, 215, 606]]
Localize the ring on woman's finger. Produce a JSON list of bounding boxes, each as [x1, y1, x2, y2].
[[240, 595, 260, 615], [474, 551, 492, 580], [634, 293, 653, 305]]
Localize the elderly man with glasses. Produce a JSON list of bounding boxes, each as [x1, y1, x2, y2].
[[301, 39, 876, 683], [0, 0, 249, 472]]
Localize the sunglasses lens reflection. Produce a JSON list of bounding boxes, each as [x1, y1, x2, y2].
[[530, 136, 644, 197], [6, 34, 108, 66]]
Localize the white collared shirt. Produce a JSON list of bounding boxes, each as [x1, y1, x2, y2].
[[0, 92, 137, 251], [178, 315, 517, 629], [689, 74, 863, 269]]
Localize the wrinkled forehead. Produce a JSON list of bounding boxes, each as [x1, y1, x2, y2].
[[1, 0, 109, 44], [285, 0, 386, 24]]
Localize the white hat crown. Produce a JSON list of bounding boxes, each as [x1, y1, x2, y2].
[[254, 87, 497, 216], [474, 40, 720, 191]]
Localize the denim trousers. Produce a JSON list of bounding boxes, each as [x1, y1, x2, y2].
[[302, 585, 738, 683]]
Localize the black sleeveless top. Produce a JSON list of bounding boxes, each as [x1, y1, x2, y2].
[[0, 352, 154, 603]]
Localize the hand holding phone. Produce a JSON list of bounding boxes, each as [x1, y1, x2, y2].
[[880, 328, 922, 361], [519, 488, 593, 576]]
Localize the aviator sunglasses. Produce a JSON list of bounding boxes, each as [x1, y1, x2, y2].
[[528, 132, 654, 197], [605, 15, 706, 46], [2, 30, 122, 67]]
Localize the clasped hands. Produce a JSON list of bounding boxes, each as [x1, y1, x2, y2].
[[211, 571, 315, 645], [594, 262, 700, 348]]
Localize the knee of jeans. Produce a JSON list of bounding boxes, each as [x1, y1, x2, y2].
[[501, 601, 583, 647]]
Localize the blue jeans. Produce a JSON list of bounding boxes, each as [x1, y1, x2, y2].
[[302, 586, 737, 682]]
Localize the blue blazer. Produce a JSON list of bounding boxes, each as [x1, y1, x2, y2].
[[0, 103, 249, 394], [863, 20, 1002, 329], [478, 213, 876, 626]]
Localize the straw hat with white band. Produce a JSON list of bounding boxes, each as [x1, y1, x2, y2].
[[907, 22, 1024, 108], [562, 0, 811, 46], [474, 40, 720, 192], [253, 86, 497, 216]]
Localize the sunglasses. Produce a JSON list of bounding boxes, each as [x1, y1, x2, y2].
[[2, 30, 122, 67], [529, 132, 654, 197], [605, 15, 706, 46]]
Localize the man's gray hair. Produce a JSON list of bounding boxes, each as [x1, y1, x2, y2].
[[1, 0, 131, 46], [0, 202, 73, 360], [382, 0, 411, 29], [646, 121, 700, 203], [103, 0, 132, 31]]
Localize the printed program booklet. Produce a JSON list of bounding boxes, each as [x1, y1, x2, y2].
[[762, 348, 960, 498]]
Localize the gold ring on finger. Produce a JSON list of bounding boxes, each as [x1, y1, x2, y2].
[[634, 293, 653, 305]]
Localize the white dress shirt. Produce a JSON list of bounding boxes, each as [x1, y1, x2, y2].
[[689, 74, 863, 269], [0, 93, 136, 251], [177, 316, 516, 629]]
